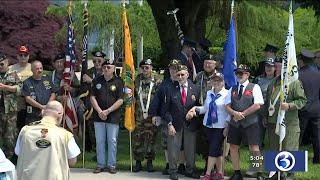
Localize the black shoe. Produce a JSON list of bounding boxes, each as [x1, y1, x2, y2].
[[185, 171, 200, 179], [177, 164, 185, 175], [162, 163, 169, 175], [133, 160, 142, 172], [229, 173, 243, 180], [256, 174, 265, 180], [146, 160, 155, 172], [170, 172, 179, 180]]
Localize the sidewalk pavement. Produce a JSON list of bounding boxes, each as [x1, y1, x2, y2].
[[70, 168, 257, 180]]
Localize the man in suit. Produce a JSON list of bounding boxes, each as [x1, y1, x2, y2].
[[163, 65, 200, 180], [177, 39, 197, 80], [192, 38, 212, 73]]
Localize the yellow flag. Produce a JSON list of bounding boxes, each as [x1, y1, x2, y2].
[[122, 8, 135, 132]]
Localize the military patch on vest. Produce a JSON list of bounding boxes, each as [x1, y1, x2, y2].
[[110, 85, 116, 91], [41, 128, 48, 138], [36, 139, 51, 148], [96, 83, 101, 89], [28, 121, 41, 126], [43, 80, 52, 89]]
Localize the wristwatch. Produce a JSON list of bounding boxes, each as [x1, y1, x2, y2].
[[107, 108, 112, 113]]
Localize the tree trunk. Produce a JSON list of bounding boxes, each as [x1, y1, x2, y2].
[[147, 0, 209, 74]]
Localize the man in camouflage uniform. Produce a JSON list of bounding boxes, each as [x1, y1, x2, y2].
[[0, 53, 22, 159], [81, 51, 106, 152], [194, 54, 217, 174], [133, 59, 159, 172]]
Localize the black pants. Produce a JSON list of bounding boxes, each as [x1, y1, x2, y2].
[[17, 110, 27, 131], [299, 112, 320, 162]]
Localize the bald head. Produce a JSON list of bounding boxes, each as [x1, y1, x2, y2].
[[31, 60, 43, 79], [42, 101, 64, 124]]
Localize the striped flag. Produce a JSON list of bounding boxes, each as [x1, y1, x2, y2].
[[122, 8, 135, 132], [63, 2, 78, 133], [275, 2, 298, 143]]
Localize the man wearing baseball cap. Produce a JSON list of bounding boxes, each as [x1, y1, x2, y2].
[[9, 46, 33, 132]]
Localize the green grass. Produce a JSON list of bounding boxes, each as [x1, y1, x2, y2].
[[74, 129, 319, 180]]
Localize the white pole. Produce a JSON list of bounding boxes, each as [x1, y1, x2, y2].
[[137, 0, 143, 70]]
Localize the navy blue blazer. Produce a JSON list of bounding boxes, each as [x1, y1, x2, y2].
[[163, 79, 201, 132]]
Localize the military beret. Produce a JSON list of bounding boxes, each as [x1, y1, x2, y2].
[[139, 59, 153, 67], [92, 51, 106, 58], [101, 59, 114, 66], [168, 59, 181, 67], [176, 64, 188, 72], [183, 38, 197, 49], [235, 64, 251, 72], [264, 57, 275, 66], [203, 54, 215, 61], [18, 45, 29, 54], [53, 53, 65, 61], [0, 53, 6, 62], [299, 48, 315, 61], [264, 43, 279, 53]]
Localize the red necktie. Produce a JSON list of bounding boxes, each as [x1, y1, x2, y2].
[[181, 85, 187, 106]]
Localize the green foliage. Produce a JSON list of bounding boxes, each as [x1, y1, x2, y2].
[[46, 1, 161, 65], [206, 1, 320, 68]]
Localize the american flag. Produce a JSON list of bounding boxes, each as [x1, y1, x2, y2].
[[63, 2, 78, 133]]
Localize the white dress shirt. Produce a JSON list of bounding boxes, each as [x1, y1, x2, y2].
[[224, 80, 264, 105], [198, 87, 231, 128]]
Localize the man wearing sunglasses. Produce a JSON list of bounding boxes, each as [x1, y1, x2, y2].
[[90, 59, 124, 174], [80, 51, 106, 152], [0, 53, 22, 161], [163, 65, 201, 180], [132, 59, 159, 172], [225, 64, 265, 180], [9, 46, 33, 131]]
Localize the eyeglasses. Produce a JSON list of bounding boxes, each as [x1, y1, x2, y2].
[[18, 54, 28, 57], [235, 72, 247, 76], [104, 65, 113, 69], [176, 73, 186, 77], [93, 60, 102, 63], [0, 63, 5, 66], [141, 66, 150, 70]]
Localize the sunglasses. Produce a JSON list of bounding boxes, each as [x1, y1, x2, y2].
[[141, 66, 150, 70], [176, 73, 186, 77], [103, 65, 113, 69]]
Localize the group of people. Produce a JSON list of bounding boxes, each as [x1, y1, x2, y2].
[[0, 39, 319, 180]]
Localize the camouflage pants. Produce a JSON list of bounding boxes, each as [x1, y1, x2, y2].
[[0, 112, 18, 158], [133, 118, 158, 161], [268, 125, 300, 151]]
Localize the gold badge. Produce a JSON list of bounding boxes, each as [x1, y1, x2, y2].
[[110, 85, 116, 91]]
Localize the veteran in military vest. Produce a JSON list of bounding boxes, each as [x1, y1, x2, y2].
[[133, 59, 159, 172], [225, 64, 265, 180], [15, 101, 80, 180], [0, 53, 22, 159]]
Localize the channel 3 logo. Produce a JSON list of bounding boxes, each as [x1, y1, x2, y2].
[[265, 151, 308, 172], [275, 151, 295, 171]]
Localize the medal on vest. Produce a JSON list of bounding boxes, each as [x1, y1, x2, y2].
[[139, 79, 154, 119]]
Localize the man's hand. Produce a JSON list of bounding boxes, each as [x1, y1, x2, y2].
[[168, 125, 176, 136], [82, 74, 92, 83], [280, 103, 290, 111], [63, 83, 72, 92], [99, 110, 109, 120]]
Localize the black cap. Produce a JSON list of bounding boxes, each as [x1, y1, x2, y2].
[[139, 59, 153, 67], [235, 64, 251, 72], [264, 57, 275, 66], [183, 38, 197, 49], [0, 53, 6, 62], [199, 38, 212, 53], [168, 59, 181, 67], [264, 43, 279, 53], [92, 51, 106, 58], [299, 48, 315, 62], [101, 59, 114, 66], [54, 53, 65, 61], [176, 64, 188, 72], [212, 52, 224, 62]]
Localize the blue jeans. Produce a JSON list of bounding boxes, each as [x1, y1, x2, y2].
[[94, 122, 119, 169]]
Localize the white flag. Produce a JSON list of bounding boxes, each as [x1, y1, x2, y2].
[[275, 2, 299, 144]]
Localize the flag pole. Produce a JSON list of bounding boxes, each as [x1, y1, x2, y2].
[[122, 0, 133, 173]]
